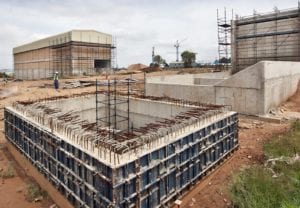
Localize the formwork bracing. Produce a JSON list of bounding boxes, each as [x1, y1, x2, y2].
[[5, 91, 238, 208], [232, 5, 300, 73]]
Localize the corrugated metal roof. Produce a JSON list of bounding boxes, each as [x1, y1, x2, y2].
[[13, 30, 112, 54]]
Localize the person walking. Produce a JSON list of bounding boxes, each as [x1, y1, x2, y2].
[[54, 71, 59, 90], [3, 72, 7, 84]]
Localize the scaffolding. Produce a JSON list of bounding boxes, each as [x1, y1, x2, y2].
[[49, 39, 116, 77], [217, 8, 232, 70], [95, 78, 134, 142], [232, 6, 300, 73]]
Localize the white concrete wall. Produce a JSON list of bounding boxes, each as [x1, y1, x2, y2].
[[194, 78, 225, 85], [146, 61, 300, 115], [42, 94, 193, 130], [262, 61, 300, 113], [211, 61, 300, 114], [146, 83, 216, 104], [147, 74, 195, 85], [215, 62, 264, 114]]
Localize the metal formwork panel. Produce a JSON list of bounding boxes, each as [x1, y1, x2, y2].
[[5, 108, 238, 208]]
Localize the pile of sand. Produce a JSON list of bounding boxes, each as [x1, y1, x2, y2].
[[127, 63, 148, 72]]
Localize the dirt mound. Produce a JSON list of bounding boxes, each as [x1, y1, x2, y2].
[[177, 67, 214, 74], [140, 66, 162, 73], [127, 63, 148, 72]]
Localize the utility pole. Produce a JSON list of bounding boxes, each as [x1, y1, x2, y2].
[[152, 46, 155, 63], [174, 39, 186, 62]]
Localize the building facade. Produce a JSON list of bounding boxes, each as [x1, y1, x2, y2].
[[13, 30, 114, 80], [231, 8, 300, 73]]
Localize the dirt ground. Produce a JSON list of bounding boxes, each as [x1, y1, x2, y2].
[[0, 70, 298, 208], [178, 85, 300, 208]]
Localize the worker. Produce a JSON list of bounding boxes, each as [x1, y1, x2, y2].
[[3, 72, 7, 84], [54, 71, 59, 90]]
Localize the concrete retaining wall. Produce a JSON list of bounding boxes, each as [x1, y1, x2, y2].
[[146, 83, 216, 104], [263, 61, 300, 113], [146, 61, 300, 115]]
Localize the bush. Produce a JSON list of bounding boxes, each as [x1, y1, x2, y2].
[[0, 163, 15, 179], [25, 182, 47, 202]]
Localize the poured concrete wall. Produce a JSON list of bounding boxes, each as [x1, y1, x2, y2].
[[146, 83, 216, 104], [194, 78, 224, 85], [146, 61, 300, 115], [44, 94, 192, 130], [263, 61, 300, 112]]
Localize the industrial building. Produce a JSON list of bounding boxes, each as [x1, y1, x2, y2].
[[4, 84, 238, 207], [231, 7, 300, 73], [13, 30, 114, 80]]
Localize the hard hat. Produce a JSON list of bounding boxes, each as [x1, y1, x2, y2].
[[55, 71, 58, 74]]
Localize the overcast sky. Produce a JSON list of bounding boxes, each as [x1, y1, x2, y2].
[[0, 0, 298, 68]]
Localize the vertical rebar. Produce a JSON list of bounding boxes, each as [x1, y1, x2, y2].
[[96, 79, 98, 138], [114, 78, 117, 136], [127, 79, 130, 132]]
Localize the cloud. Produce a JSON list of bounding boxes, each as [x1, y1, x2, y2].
[[0, 0, 298, 68]]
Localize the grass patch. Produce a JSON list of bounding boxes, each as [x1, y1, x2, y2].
[[25, 182, 47, 202], [230, 121, 300, 208], [264, 121, 300, 158], [0, 162, 15, 179]]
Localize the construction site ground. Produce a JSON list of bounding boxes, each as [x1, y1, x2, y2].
[[0, 70, 298, 208]]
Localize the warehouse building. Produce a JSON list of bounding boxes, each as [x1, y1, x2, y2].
[[5, 89, 238, 208], [231, 7, 300, 73], [13, 30, 114, 80]]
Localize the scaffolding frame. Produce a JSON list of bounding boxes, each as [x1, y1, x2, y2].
[[232, 6, 300, 73], [95, 78, 136, 142], [217, 8, 232, 70], [49, 39, 116, 77]]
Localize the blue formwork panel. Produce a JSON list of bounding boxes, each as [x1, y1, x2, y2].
[[5, 108, 239, 208]]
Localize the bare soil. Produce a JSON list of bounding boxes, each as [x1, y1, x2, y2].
[[178, 83, 300, 208]]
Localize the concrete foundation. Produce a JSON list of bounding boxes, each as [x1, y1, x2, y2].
[[145, 61, 300, 115], [5, 94, 238, 208]]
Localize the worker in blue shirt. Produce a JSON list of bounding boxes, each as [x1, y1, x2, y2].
[[54, 71, 59, 90]]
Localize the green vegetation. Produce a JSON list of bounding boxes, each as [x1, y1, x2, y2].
[[181, 50, 196, 68], [264, 122, 300, 158], [0, 162, 16, 179], [25, 182, 47, 202], [152, 55, 166, 67], [230, 121, 300, 208]]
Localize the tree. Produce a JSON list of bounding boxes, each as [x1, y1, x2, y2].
[[219, 57, 231, 64], [152, 55, 166, 67], [181, 51, 196, 68]]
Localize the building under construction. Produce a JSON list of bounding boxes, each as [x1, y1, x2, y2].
[[13, 30, 115, 80], [4, 81, 238, 207], [231, 7, 300, 73]]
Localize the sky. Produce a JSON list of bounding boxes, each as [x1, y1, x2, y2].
[[0, 0, 298, 69]]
